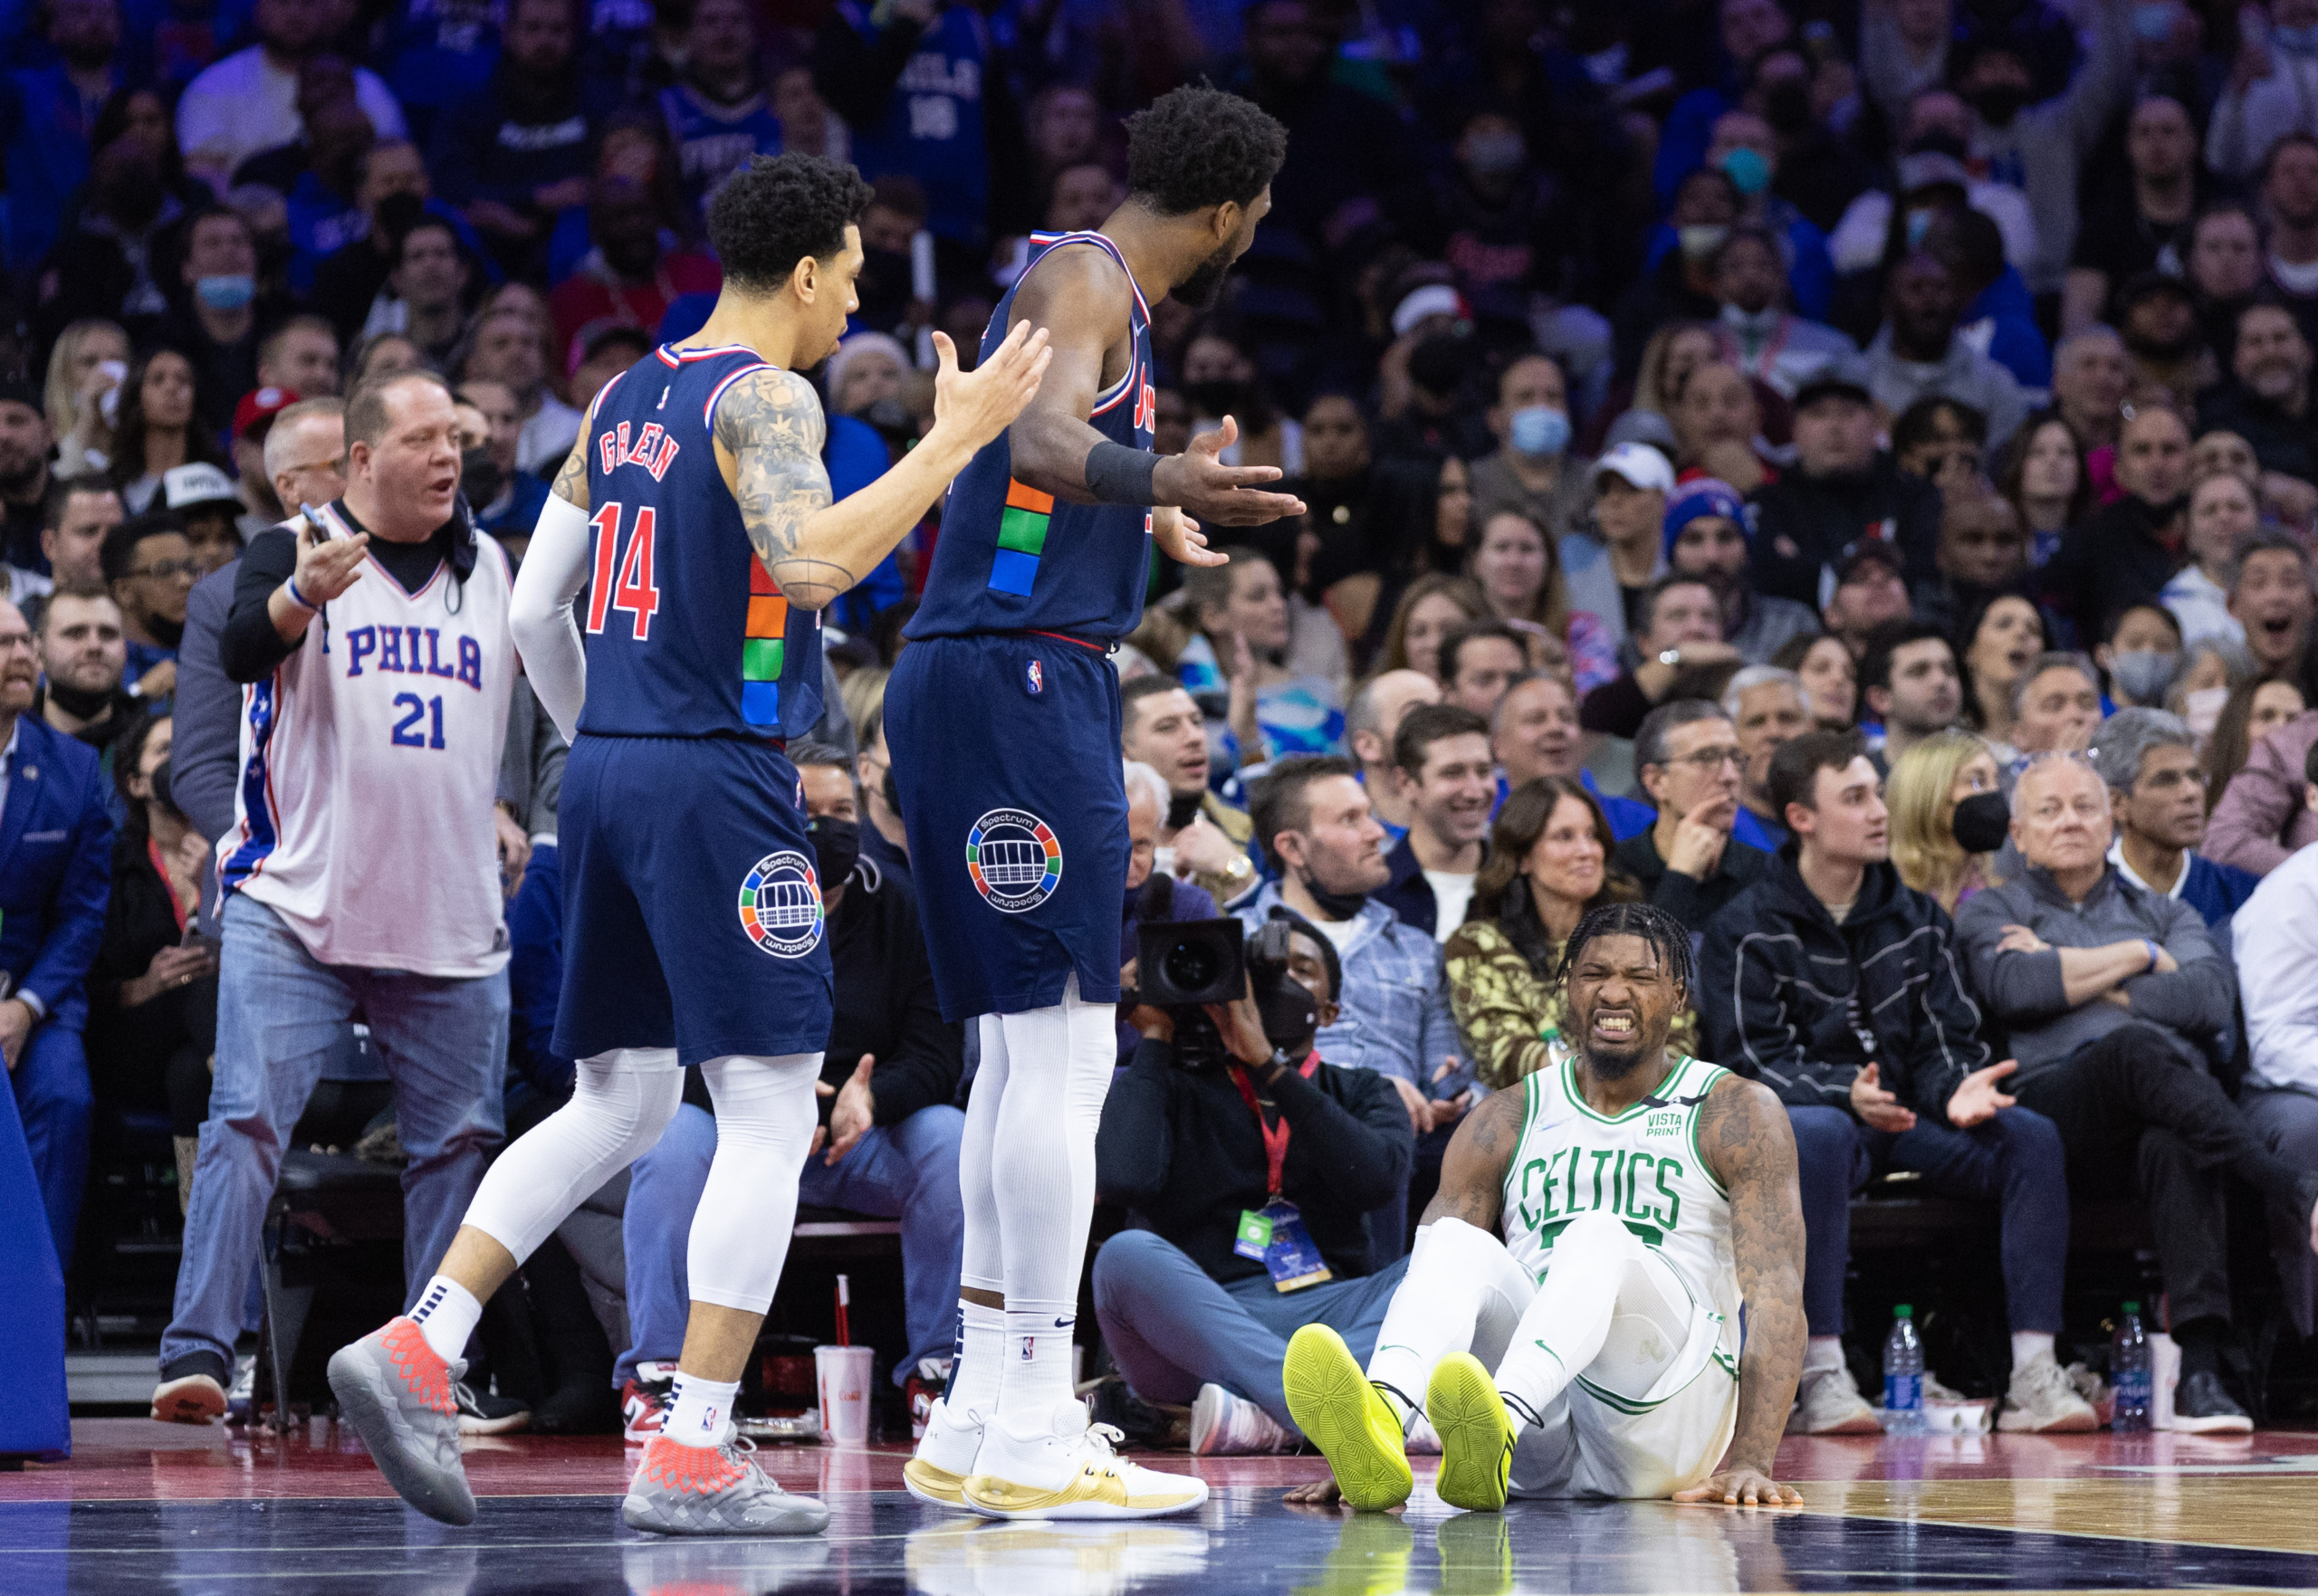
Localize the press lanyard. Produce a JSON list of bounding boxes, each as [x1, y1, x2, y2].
[[1228, 1051, 1321, 1199]]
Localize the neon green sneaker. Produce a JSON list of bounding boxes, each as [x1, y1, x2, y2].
[[1282, 1324, 1412, 1512], [1426, 1353, 1512, 1513]]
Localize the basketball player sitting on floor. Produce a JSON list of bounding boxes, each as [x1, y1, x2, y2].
[[1280, 902, 1807, 1511]]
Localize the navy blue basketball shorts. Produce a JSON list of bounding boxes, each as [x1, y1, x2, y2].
[[885, 634, 1127, 1022], [553, 733, 835, 1066]]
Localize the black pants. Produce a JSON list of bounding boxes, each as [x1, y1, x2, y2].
[[2015, 1024, 2316, 1325]]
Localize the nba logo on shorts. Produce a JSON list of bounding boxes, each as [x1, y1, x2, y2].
[[1026, 658, 1043, 695], [966, 808, 1063, 913], [737, 849, 825, 957]]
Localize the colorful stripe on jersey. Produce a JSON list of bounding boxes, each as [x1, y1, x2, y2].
[[220, 674, 282, 894], [742, 557, 788, 727], [991, 478, 1054, 597]]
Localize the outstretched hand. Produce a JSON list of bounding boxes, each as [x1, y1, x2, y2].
[[1946, 1058, 2018, 1128], [1153, 505, 1225, 569], [1673, 1467, 1803, 1508], [932, 323, 1052, 454], [1153, 416, 1307, 526]]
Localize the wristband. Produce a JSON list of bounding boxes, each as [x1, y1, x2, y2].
[[283, 577, 319, 613], [1085, 440, 1158, 505], [2142, 940, 2160, 972]]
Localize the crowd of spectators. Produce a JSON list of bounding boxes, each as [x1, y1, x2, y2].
[[13, 0, 2318, 1448]]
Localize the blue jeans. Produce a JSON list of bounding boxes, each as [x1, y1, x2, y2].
[[161, 894, 507, 1370], [12, 1020, 90, 1270], [618, 1100, 966, 1388], [1092, 1228, 1411, 1430], [1787, 1104, 2067, 1339]]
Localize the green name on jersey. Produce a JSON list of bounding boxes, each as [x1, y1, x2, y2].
[[1512, 1146, 1684, 1250]]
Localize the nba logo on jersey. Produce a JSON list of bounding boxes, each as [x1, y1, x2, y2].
[[1025, 659, 1042, 695], [737, 849, 825, 958]]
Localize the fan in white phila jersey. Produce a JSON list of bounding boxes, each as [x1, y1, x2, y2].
[[1279, 902, 1809, 1513]]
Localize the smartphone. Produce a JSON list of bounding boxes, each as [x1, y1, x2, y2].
[[180, 924, 216, 953], [301, 503, 330, 547]]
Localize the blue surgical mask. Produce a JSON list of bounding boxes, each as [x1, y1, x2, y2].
[[1509, 406, 1570, 458], [195, 273, 255, 311], [1677, 223, 1730, 261], [2280, 21, 2318, 53], [1719, 147, 1772, 197]]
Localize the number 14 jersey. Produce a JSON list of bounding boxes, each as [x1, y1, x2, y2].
[[577, 343, 824, 742]]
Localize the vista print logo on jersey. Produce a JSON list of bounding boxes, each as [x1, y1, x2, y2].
[[965, 808, 1061, 913], [737, 849, 824, 957]]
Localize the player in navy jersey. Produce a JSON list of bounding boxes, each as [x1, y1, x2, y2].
[[886, 85, 1300, 1519], [327, 153, 1049, 1538]]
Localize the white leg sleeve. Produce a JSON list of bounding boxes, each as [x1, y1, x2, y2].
[[1367, 1217, 1537, 1415], [959, 1014, 1011, 1297], [462, 1047, 682, 1263], [990, 975, 1116, 1422], [1492, 1210, 1691, 1426], [685, 1053, 822, 1314]]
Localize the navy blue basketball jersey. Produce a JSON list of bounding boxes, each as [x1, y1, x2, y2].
[[905, 231, 1155, 643], [576, 343, 823, 741]]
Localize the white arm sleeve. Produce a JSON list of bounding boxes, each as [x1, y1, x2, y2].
[[510, 492, 592, 746]]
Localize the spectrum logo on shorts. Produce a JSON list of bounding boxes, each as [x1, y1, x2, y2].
[[737, 849, 824, 957], [966, 808, 1062, 913]]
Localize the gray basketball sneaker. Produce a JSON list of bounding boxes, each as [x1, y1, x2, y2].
[[327, 1316, 476, 1526], [623, 1433, 831, 1536]]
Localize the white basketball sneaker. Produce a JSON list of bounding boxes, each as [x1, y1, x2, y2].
[[963, 1400, 1208, 1521], [905, 1396, 984, 1509]]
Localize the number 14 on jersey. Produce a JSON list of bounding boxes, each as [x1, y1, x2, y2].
[[588, 501, 663, 640]]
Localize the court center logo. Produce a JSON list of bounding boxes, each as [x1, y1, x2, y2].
[[737, 849, 824, 957], [965, 808, 1062, 913]]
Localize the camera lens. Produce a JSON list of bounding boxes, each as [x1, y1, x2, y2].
[[1163, 940, 1221, 992]]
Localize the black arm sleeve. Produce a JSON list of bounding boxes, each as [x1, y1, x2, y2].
[[1094, 1038, 1176, 1206], [218, 530, 302, 683], [810, 9, 927, 126], [1275, 1064, 1413, 1213]]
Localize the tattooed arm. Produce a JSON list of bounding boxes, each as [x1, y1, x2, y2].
[[711, 325, 1051, 609], [1674, 1073, 1806, 1509], [1416, 1085, 1523, 1234]]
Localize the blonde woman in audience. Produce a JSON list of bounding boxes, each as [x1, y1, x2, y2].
[[2164, 470, 2259, 650], [1443, 776, 1693, 1091], [43, 319, 130, 480], [1178, 550, 1347, 769], [2206, 674, 2308, 812], [1888, 730, 2003, 914], [1465, 506, 1614, 684], [1632, 320, 1723, 422], [1373, 571, 1488, 683]]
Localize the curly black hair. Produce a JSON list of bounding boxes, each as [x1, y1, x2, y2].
[[708, 153, 875, 294], [1557, 902, 1695, 999], [1123, 85, 1288, 217]]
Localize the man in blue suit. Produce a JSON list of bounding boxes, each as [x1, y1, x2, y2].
[[0, 597, 112, 1268]]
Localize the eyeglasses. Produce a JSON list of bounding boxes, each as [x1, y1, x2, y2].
[[128, 559, 199, 579], [0, 630, 34, 652], [281, 462, 340, 476], [1667, 746, 1746, 770]]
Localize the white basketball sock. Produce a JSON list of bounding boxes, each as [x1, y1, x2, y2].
[[461, 1048, 682, 1263], [988, 978, 1115, 1429], [1806, 1335, 1846, 1374], [2011, 1331, 2055, 1371], [942, 1015, 1011, 1428], [666, 1371, 742, 1448], [686, 1054, 821, 1314], [409, 1276, 481, 1364]]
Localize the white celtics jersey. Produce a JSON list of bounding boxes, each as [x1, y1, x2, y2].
[[1502, 1053, 1743, 1377], [220, 506, 514, 976]]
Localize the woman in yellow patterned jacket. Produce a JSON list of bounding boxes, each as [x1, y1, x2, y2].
[[1443, 774, 1698, 1089]]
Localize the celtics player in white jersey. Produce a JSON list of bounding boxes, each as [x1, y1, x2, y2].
[[1281, 902, 1808, 1511]]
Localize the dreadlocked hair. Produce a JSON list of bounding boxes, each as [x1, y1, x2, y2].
[[1557, 902, 1694, 999]]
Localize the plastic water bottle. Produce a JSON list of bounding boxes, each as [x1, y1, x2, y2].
[[2112, 1302, 2152, 1432], [1882, 1305, 1925, 1435]]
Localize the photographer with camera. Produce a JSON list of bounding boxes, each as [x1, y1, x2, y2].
[[1092, 911, 1414, 1456]]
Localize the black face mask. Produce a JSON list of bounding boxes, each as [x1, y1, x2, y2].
[[1765, 81, 1814, 134], [1968, 85, 2026, 127], [1185, 378, 1250, 418], [1166, 789, 1203, 832], [45, 676, 116, 719], [149, 755, 186, 818], [148, 614, 185, 649], [1297, 867, 1369, 922], [807, 814, 860, 890], [461, 446, 503, 508], [1953, 789, 2010, 854], [881, 764, 901, 818]]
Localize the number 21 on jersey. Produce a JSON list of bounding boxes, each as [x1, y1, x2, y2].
[[588, 501, 663, 640]]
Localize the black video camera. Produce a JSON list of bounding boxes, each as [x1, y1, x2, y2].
[[1125, 917, 1321, 1070]]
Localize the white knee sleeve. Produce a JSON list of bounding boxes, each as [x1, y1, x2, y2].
[[463, 1048, 682, 1263], [685, 1053, 822, 1315], [958, 1015, 1011, 1296], [1369, 1218, 1535, 1406], [990, 976, 1116, 1314]]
